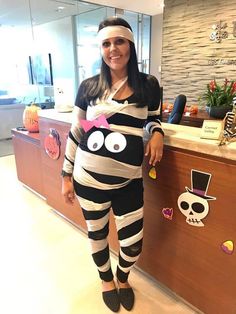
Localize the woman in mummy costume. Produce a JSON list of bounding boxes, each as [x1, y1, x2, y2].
[[61, 17, 164, 312]]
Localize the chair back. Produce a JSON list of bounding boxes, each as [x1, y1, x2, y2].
[[168, 94, 187, 124]]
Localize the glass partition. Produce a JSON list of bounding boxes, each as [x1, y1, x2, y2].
[[30, 0, 81, 110], [76, 5, 110, 83], [0, 0, 151, 110], [0, 0, 33, 105], [114, 11, 151, 73], [141, 14, 151, 73], [76, 5, 151, 84]]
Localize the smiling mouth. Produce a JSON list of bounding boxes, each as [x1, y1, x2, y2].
[[110, 56, 121, 60]]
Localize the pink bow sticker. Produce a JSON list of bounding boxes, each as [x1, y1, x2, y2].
[[80, 115, 110, 132]]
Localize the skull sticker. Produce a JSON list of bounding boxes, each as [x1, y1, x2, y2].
[[177, 170, 216, 227]]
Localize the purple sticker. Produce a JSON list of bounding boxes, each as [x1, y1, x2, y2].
[[162, 208, 173, 220]]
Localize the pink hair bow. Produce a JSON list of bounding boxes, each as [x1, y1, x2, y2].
[[80, 114, 110, 132]]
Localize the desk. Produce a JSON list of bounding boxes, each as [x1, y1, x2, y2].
[[12, 110, 236, 314], [12, 129, 44, 196], [162, 109, 216, 127]]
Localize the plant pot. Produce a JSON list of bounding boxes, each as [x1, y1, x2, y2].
[[206, 105, 233, 119]]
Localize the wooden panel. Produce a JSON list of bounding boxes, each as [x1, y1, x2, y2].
[[137, 147, 236, 314], [39, 118, 87, 230], [39, 117, 119, 248], [38, 117, 236, 313], [12, 129, 44, 196]]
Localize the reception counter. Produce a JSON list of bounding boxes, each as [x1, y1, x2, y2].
[[38, 108, 236, 162], [12, 109, 236, 314]]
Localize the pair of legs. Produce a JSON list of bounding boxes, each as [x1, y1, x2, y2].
[[75, 178, 144, 287]]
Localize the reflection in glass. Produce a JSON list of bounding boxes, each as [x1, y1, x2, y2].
[[0, 0, 151, 107], [76, 6, 151, 84]]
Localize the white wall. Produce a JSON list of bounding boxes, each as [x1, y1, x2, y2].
[[150, 14, 163, 84]]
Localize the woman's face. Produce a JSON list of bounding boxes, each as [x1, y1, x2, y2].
[[101, 37, 130, 75]]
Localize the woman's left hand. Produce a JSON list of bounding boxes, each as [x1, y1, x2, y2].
[[145, 132, 164, 166]]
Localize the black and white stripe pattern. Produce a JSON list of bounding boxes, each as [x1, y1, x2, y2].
[[224, 112, 236, 137], [62, 76, 163, 282], [75, 178, 144, 282]]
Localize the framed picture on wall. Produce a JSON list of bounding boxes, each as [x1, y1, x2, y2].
[[31, 53, 53, 85]]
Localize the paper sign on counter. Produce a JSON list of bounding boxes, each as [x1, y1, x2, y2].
[[200, 120, 223, 140]]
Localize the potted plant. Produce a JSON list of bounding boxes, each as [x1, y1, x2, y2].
[[200, 78, 236, 118]]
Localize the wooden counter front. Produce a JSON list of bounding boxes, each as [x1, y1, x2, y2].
[[139, 146, 236, 314], [38, 117, 87, 231], [13, 110, 236, 314], [12, 129, 44, 196], [38, 116, 119, 250], [37, 115, 236, 314]]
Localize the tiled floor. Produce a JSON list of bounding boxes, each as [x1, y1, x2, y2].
[[0, 155, 200, 314], [0, 138, 14, 157]]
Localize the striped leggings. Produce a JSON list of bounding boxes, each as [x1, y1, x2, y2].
[[74, 178, 144, 283]]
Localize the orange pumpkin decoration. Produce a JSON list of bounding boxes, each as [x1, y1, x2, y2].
[[190, 105, 198, 114], [162, 103, 168, 111], [44, 128, 61, 160], [167, 103, 173, 112], [23, 104, 41, 133]]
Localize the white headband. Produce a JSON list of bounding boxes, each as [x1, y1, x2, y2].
[[97, 25, 134, 44]]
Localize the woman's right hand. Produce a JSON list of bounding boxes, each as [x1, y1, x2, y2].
[[62, 176, 75, 205]]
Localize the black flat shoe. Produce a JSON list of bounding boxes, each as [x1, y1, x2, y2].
[[119, 287, 135, 311], [102, 289, 120, 312]]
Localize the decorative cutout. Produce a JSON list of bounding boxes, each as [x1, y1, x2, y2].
[[44, 128, 61, 160], [219, 97, 236, 146], [162, 208, 173, 220], [177, 170, 216, 227], [148, 167, 157, 179], [210, 21, 228, 43], [221, 240, 234, 255], [80, 114, 110, 132], [86, 130, 127, 153], [23, 104, 40, 133]]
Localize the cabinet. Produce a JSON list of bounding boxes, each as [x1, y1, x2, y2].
[[140, 148, 236, 314], [13, 113, 236, 314], [38, 117, 87, 230], [12, 129, 44, 196]]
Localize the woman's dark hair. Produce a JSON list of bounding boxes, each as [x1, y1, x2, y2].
[[84, 16, 149, 107]]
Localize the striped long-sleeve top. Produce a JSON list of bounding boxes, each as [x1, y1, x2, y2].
[[62, 73, 163, 190]]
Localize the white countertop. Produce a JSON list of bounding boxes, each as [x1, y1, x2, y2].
[[39, 108, 73, 123], [162, 122, 236, 161], [39, 109, 236, 161]]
